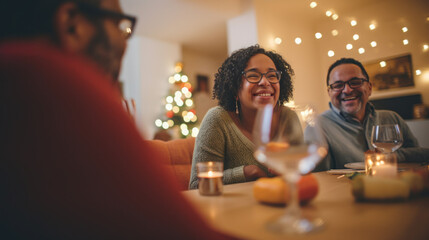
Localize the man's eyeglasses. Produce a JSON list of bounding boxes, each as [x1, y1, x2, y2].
[[328, 78, 369, 91], [242, 70, 282, 84], [77, 3, 137, 39]]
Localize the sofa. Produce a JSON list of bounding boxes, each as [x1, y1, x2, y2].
[[144, 137, 196, 190]]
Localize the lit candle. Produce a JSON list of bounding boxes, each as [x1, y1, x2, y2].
[[196, 162, 224, 196], [372, 164, 397, 178], [365, 151, 397, 177], [197, 171, 223, 196]]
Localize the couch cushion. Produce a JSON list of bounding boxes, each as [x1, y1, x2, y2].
[[144, 138, 195, 190]]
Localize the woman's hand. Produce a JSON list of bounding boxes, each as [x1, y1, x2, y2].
[[244, 165, 268, 181]]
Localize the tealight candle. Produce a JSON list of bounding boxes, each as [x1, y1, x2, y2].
[[365, 151, 397, 178], [372, 164, 397, 178], [196, 162, 223, 196]]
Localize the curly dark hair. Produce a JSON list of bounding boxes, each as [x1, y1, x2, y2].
[[213, 45, 294, 112]]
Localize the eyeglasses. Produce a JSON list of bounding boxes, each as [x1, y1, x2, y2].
[[242, 70, 282, 84], [77, 3, 137, 39], [328, 77, 369, 91]]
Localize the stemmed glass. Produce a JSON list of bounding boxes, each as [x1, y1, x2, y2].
[[371, 124, 403, 153], [253, 104, 328, 234]]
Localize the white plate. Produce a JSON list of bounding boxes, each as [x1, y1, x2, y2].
[[327, 169, 365, 175], [344, 162, 365, 170]]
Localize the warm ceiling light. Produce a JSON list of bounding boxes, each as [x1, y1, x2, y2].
[[416, 70, 422, 76], [424, 44, 429, 51], [353, 34, 359, 40], [328, 50, 335, 57], [358, 48, 365, 54], [326, 11, 332, 17], [402, 27, 408, 32], [380, 61, 386, 67], [331, 29, 339, 36], [370, 41, 377, 47], [274, 37, 282, 45], [332, 14, 339, 20], [369, 24, 376, 30], [315, 32, 322, 39], [351, 20, 357, 26], [346, 44, 353, 50], [310, 2, 317, 8], [403, 39, 409, 45], [295, 37, 302, 45]]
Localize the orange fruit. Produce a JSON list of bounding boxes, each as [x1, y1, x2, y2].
[[266, 142, 289, 152]]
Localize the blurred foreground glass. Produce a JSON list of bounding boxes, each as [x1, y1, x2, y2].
[[253, 104, 327, 234], [197, 162, 223, 196]]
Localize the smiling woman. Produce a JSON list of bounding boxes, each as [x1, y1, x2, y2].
[[188, 45, 301, 189]]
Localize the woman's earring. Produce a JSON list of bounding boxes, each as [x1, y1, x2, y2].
[[235, 100, 239, 115]]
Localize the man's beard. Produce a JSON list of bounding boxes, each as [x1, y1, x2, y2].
[[85, 22, 122, 82]]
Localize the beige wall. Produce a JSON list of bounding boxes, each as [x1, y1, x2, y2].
[[182, 48, 225, 121], [253, 0, 429, 112]]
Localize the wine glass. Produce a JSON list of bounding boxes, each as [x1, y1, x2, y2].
[[371, 124, 403, 153], [253, 104, 328, 234]]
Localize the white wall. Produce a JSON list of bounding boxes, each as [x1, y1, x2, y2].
[[120, 36, 182, 139], [253, 1, 327, 112], [227, 8, 259, 55]]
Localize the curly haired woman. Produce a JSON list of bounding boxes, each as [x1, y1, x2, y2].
[[189, 45, 302, 189]]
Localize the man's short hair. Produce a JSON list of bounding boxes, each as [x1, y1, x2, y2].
[[326, 58, 370, 86], [0, 0, 100, 40]]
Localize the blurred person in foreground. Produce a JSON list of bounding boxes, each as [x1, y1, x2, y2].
[[0, 1, 236, 239], [305, 58, 429, 171], [189, 45, 302, 189]]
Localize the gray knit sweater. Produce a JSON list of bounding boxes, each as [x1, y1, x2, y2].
[[189, 106, 302, 189]]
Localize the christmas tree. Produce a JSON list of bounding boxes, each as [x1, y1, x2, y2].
[[155, 62, 199, 139]]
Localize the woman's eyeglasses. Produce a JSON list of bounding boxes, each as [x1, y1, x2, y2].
[[242, 70, 282, 84]]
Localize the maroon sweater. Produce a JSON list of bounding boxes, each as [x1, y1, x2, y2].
[[0, 41, 235, 239]]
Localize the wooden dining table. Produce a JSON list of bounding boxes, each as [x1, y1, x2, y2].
[[183, 167, 429, 240]]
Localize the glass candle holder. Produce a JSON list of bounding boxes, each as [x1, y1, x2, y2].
[[196, 161, 223, 196], [365, 150, 397, 178]]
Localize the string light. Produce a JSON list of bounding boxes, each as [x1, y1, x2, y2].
[[315, 32, 322, 39], [369, 24, 376, 30], [346, 44, 353, 50], [351, 20, 357, 26], [332, 14, 339, 20], [416, 70, 422, 76], [402, 27, 408, 33], [403, 39, 409, 45], [326, 11, 332, 17], [295, 37, 302, 45], [380, 61, 386, 67], [328, 50, 335, 57], [353, 34, 359, 40], [370, 41, 377, 47], [358, 48, 365, 54], [423, 44, 428, 51], [274, 37, 282, 45], [310, 2, 317, 8], [331, 29, 338, 36], [155, 119, 162, 127]]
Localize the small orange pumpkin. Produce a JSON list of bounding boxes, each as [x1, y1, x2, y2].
[[253, 174, 318, 205]]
